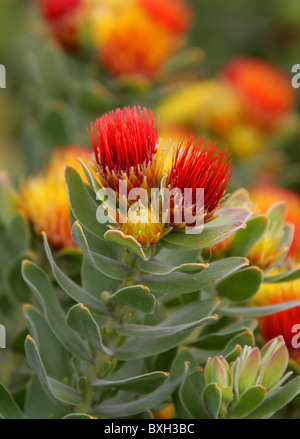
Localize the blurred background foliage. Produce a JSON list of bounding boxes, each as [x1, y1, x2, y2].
[[0, 0, 299, 187]]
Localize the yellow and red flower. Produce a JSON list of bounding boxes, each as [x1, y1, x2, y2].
[[99, 7, 174, 79], [38, 0, 82, 49], [137, 0, 194, 36], [222, 57, 295, 132], [254, 276, 300, 361], [89, 106, 233, 246], [18, 146, 91, 249], [158, 80, 243, 136], [250, 184, 300, 262]]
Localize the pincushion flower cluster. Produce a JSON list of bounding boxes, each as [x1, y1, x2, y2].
[[37, 0, 194, 79], [89, 106, 233, 246], [158, 57, 295, 160]]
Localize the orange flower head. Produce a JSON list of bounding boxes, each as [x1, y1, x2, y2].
[[39, 0, 82, 49], [138, 0, 194, 36], [254, 275, 300, 361], [250, 184, 300, 262], [100, 7, 174, 79], [88, 106, 233, 246], [19, 146, 91, 249], [222, 57, 295, 131]]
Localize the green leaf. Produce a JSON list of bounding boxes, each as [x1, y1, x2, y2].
[[22, 260, 91, 361], [180, 363, 207, 419], [92, 371, 169, 394], [215, 267, 263, 302], [221, 299, 300, 318], [155, 248, 200, 265], [25, 376, 65, 419], [223, 188, 253, 209], [66, 303, 112, 355], [246, 377, 300, 419], [170, 348, 198, 382], [162, 207, 250, 249], [63, 414, 95, 419], [7, 251, 33, 302], [25, 335, 84, 406], [264, 266, 300, 283], [71, 222, 132, 280], [23, 304, 71, 380], [223, 330, 255, 355], [64, 166, 107, 238], [43, 233, 108, 313], [116, 330, 201, 361], [164, 299, 219, 325], [267, 202, 287, 235], [137, 258, 208, 275], [203, 383, 222, 419], [141, 257, 249, 293], [94, 377, 182, 417], [107, 285, 156, 314], [190, 320, 256, 351], [228, 215, 269, 257], [116, 315, 217, 338], [0, 385, 24, 419], [81, 258, 119, 297], [116, 301, 217, 358], [104, 229, 152, 261], [230, 386, 266, 418], [78, 158, 101, 193]]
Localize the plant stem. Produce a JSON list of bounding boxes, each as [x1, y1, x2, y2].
[[75, 350, 106, 414]]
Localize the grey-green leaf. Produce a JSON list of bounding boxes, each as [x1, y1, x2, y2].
[[67, 303, 112, 355], [92, 371, 169, 394], [107, 285, 156, 314], [215, 267, 263, 302]]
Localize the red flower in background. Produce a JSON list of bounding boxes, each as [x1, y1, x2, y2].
[[138, 0, 194, 36], [222, 57, 295, 132], [100, 7, 174, 79], [39, 0, 80, 21], [38, 0, 82, 50], [254, 278, 300, 361]]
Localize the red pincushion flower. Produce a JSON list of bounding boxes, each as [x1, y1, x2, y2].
[[89, 106, 158, 190], [222, 57, 295, 131], [138, 0, 194, 35], [168, 137, 233, 222]]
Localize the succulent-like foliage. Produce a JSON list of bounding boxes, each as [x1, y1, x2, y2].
[[1, 108, 300, 419], [203, 337, 292, 419]]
